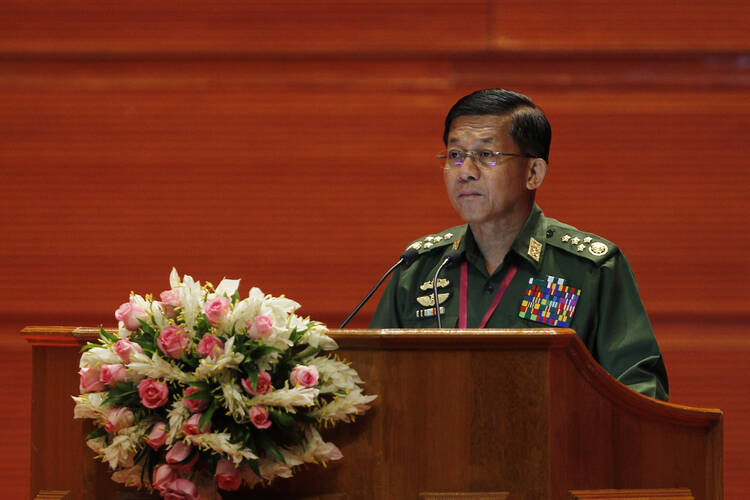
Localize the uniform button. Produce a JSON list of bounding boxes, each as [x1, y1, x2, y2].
[[546, 229, 554, 238], [485, 285, 494, 294]]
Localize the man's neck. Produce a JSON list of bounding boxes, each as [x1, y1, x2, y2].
[[469, 204, 533, 275]]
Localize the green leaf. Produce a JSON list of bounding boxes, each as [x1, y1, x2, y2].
[[80, 342, 102, 353], [85, 427, 107, 441], [137, 319, 155, 336], [183, 390, 211, 402], [247, 459, 261, 477], [256, 430, 285, 464], [99, 327, 119, 344], [251, 345, 283, 360], [199, 402, 218, 430], [187, 381, 212, 391], [232, 290, 240, 305], [289, 326, 307, 344], [245, 368, 259, 392], [101, 382, 139, 407], [270, 409, 295, 428]]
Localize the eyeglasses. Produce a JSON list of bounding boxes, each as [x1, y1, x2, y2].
[[437, 149, 533, 169]]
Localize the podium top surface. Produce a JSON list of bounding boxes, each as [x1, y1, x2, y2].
[[22, 325, 722, 427]]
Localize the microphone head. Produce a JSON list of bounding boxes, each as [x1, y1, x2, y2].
[[400, 247, 419, 267], [443, 249, 464, 265]]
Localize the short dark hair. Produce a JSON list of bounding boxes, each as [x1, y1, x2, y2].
[[443, 89, 551, 162]]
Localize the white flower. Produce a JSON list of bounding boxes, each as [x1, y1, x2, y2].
[[111, 464, 144, 488], [169, 267, 181, 288], [117, 323, 132, 338], [73, 392, 110, 420], [179, 273, 203, 336], [86, 436, 107, 454], [129, 352, 190, 382], [309, 357, 362, 394], [308, 388, 377, 423], [166, 401, 190, 445], [240, 465, 264, 488], [79, 347, 121, 369], [184, 432, 258, 464], [220, 379, 249, 422], [101, 433, 137, 470], [297, 427, 343, 464], [299, 322, 338, 351], [258, 458, 295, 480], [213, 277, 241, 301], [247, 386, 319, 410], [194, 337, 245, 379]]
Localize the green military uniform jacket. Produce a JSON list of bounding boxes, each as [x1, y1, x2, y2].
[[370, 204, 669, 401]]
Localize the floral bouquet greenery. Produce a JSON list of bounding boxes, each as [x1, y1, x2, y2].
[[73, 269, 376, 499]]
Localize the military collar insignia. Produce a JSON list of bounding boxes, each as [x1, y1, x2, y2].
[[527, 237, 542, 262]]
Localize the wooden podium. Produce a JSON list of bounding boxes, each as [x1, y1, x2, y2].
[[22, 327, 722, 500]]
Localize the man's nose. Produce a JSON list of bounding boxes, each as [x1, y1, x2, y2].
[[457, 154, 480, 180]]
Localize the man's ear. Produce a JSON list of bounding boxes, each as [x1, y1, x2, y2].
[[526, 158, 547, 190]]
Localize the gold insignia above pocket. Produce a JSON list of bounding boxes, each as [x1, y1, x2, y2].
[[416, 293, 450, 307]]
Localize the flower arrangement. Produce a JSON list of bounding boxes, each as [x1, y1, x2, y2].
[[73, 269, 376, 499]]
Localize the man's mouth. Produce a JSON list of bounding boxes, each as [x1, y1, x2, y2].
[[458, 190, 481, 198]]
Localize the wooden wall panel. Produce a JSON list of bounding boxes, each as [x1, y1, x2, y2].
[[1, 1, 749, 498], [0, 0, 490, 55], [489, 0, 750, 51]]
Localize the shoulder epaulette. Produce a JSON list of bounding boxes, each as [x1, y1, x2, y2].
[[405, 225, 467, 255], [544, 222, 618, 265]]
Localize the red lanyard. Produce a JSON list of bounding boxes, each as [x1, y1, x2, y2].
[[458, 261, 518, 329]]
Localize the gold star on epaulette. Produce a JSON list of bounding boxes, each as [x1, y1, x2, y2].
[[444, 232, 453, 239], [571, 237, 581, 245], [409, 241, 422, 250], [577, 244, 585, 252], [562, 234, 571, 242], [583, 236, 592, 243], [424, 242, 433, 248]]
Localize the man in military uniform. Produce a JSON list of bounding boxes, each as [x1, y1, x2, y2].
[[370, 89, 668, 401]]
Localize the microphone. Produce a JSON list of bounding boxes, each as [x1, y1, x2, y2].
[[339, 248, 419, 329], [432, 249, 463, 329]]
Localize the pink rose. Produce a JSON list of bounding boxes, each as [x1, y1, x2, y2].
[[203, 296, 231, 326], [152, 464, 177, 493], [182, 413, 210, 435], [166, 441, 198, 474], [163, 478, 199, 500], [115, 301, 147, 331], [247, 315, 273, 340], [79, 367, 105, 393], [104, 407, 135, 433], [113, 338, 143, 363], [182, 386, 209, 413], [99, 364, 127, 386], [197, 334, 224, 359], [160, 289, 181, 307], [241, 370, 272, 395], [290, 364, 319, 388], [138, 378, 169, 409], [145, 421, 167, 450], [249, 405, 272, 429], [214, 458, 242, 491], [157, 325, 190, 359], [160, 289, 181, 318]]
